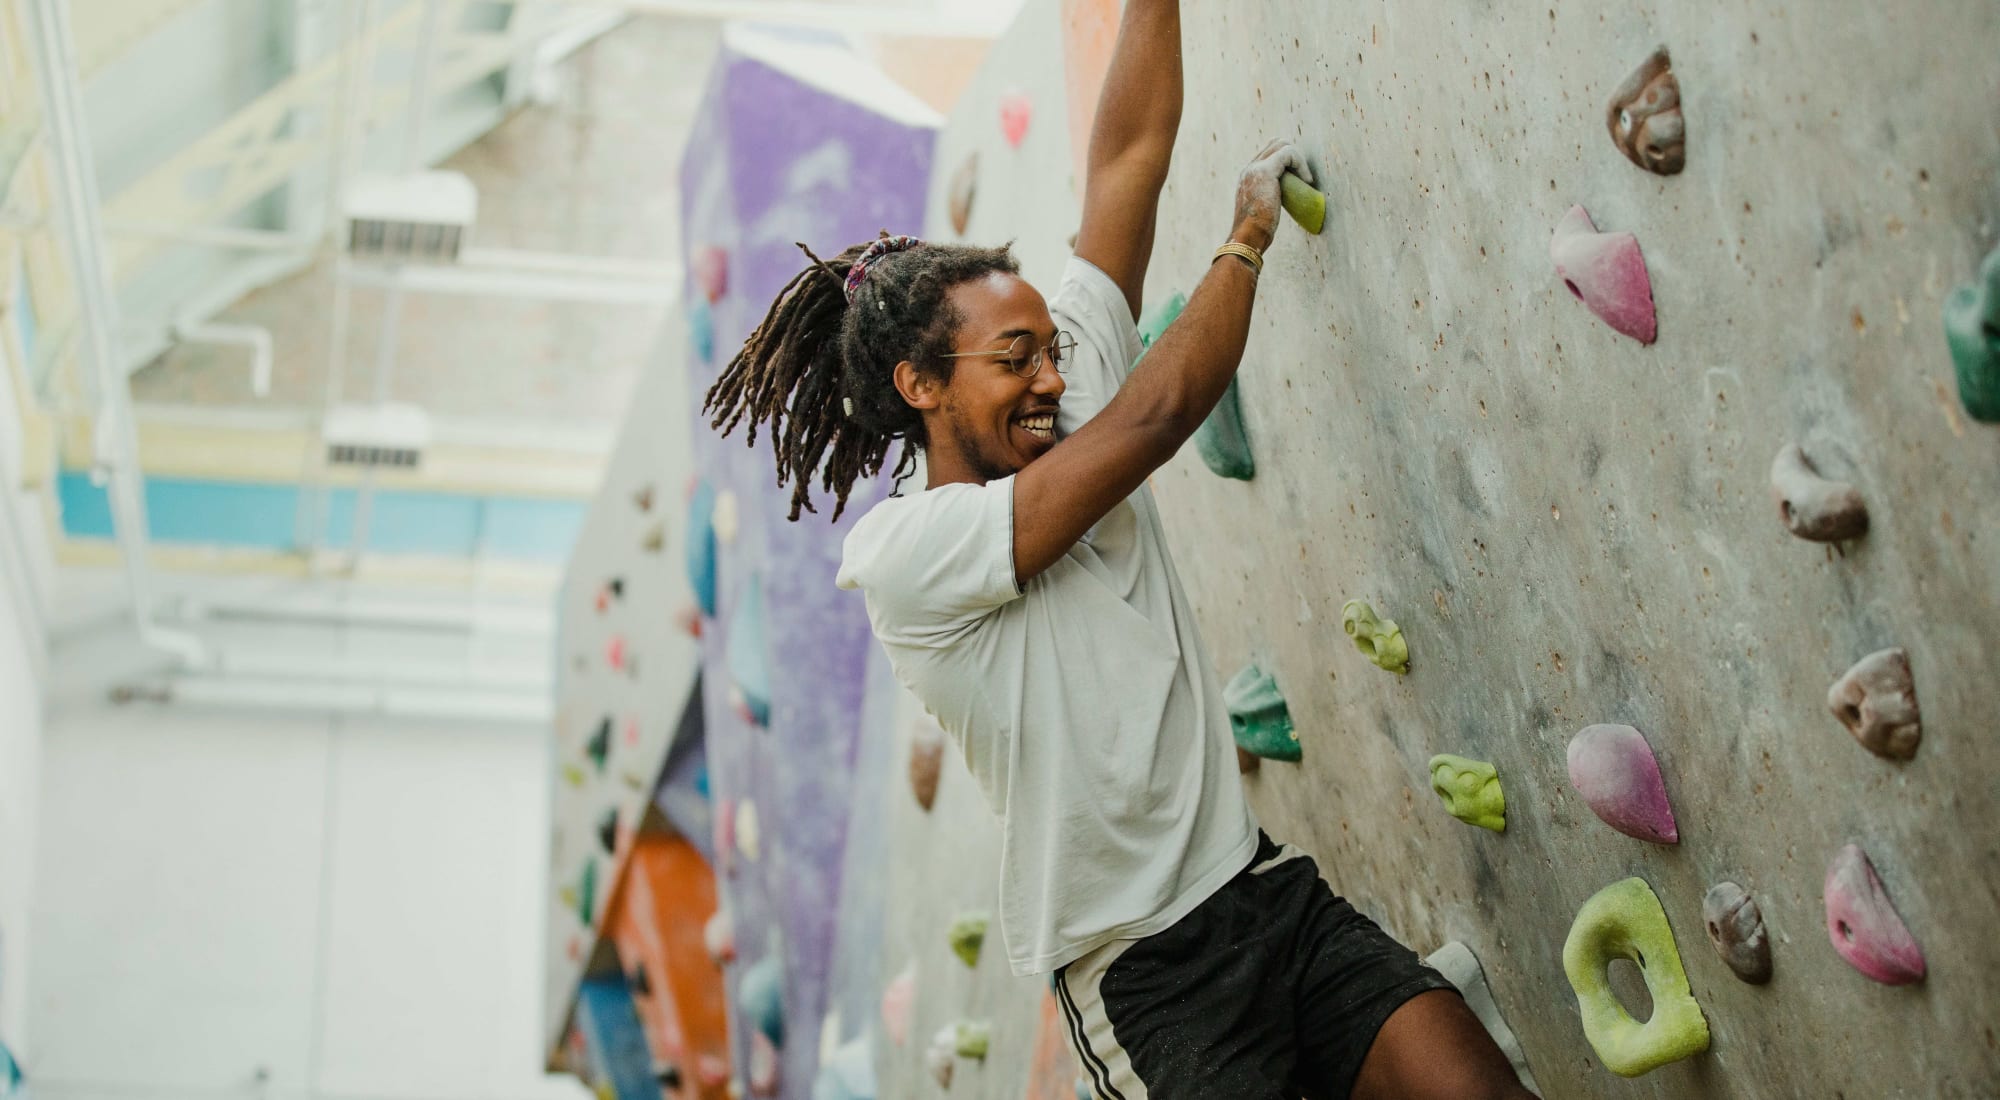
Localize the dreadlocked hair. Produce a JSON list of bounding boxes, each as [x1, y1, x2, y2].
[[702, 233, 1019, 521]]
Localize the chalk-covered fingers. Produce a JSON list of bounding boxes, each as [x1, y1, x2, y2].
[[1232, 140, 1309, 253]]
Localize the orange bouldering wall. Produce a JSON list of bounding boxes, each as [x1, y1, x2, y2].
[[608, 832, 730, 1099]]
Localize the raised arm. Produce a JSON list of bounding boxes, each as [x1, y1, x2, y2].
[[1013, 141, 1308, 583], [1072, 0, 1182, 320]]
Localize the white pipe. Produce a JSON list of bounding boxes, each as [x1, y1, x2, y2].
[[511, 0, 1009, 37], [101, 220, 316, 252], [26, 0, 207, 671], [116, 675, 553, 722], [206, 649, 551, 691], [172, 591, 554, 634], [170, 320, 274, 396], [341, 257, 682, 303]]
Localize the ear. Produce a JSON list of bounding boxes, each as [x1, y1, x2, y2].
[[892, 360, 942, 411]]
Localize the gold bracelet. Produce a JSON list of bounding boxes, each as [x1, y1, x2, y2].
[[1213, 241, 1263, 274]]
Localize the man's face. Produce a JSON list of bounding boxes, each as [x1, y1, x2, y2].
[[928, 272, 1067, 482]]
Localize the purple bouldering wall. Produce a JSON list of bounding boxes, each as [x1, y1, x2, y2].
[[678, 25, 940, 1098]]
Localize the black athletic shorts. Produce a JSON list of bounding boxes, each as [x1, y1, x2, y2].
[[1052, 833, 1457, 1100]]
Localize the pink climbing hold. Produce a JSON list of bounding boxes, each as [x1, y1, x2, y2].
[[881, 962, 917, 1045], [703, 909, 736, 964], [1825, 844, 1926, 985], [692, 245, 729, 304], [999, 91, 1033, 148], [606, 634, 627, 672], [675, 603, 702, 638], [696, 1055, 729, 1088], [749, 1030, 780, 1095], [1549, 204, 1657, 345], [1567, 723, 1679, 844]]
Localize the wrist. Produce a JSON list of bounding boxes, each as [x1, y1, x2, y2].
[[1230, 222, 1274, 253]]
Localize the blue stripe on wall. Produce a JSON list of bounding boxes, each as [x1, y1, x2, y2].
[[56, 471, 585, 563]]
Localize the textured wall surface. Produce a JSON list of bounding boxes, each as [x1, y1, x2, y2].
[[879, 0, 2000, 1097]]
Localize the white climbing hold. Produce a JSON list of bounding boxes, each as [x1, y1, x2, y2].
[[926, 1025, 957, 1088], [714, 489, 741, 546], [736, 800, 761, 862]]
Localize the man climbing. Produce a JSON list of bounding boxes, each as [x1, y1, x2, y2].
[[703, 2, 1534, 1097]]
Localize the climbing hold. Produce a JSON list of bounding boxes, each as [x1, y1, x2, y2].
[[1549, 205, 1657, 345], [656, 1063, 680, 1091], [686, 481, 719, 617], [738, 955, 785, 1046], [697, 1056, 729, 1089], [1194, 379, 1255, 479], [925, 1026, 956, 1088], [605, 634, 627, 673], [1769, 443, 1868, 542], [1825, 844, 1926, 985], [642, 521, 665, 554], [1605, 47, 1686, 175], [693, 246, 729, 304], [880, 962, 916, 1045], [1702, 881, 1773, 985], [1236, 746, 1259, 774], [628, 965, 651, 997], [948, 153, 978, 236], [1566, 723, 1679, 845], [1827, 647, 1921, 761], [634, 484, 654, 512], [748, 1031, 779, 1096], [674, 604, 702, 638], [1280, 171, 1326, 235], [622, 716, 639, 746], [689, 300, 716, 365], [1136, 291, 1184, 349], [1428, 754, 1505, 832], [812, 1037, 877, 1100], [998, 91, 1032, 148], [1944, 244, 2000, 421], [586, 717, 611, 772], [727, 576, 772, 726], [1223, 664, 1299, 762], [608, 577, 624, 599], [1340, 599, 1409, 674], [1563, 878, 1710, 1077], [909, 723, 944, 811], [578, 858, 599, 926], [704, 909, 737, 964], [596, 807, 619, 854], [736, 800, 761, 862], [953, 1020, 991, 1060], [1424, 942, 1542, 1094], [949, 911, 990, 967], [713, 490, 740, 546]]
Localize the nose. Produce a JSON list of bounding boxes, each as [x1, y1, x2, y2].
[[1031, 358, 1066, 400]]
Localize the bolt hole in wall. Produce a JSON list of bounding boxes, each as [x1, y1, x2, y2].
[[55, 472, 585, 559], [1608, 958, 1654, 1024]]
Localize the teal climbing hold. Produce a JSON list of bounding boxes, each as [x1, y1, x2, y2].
[[690, 301, 716, 365], [1944, 244, 2000, 422], [586, 717, 611, 772], [578, 858, 599, 926], [811, 1036, 877, 1100], [1428, 754, 1505, 832], [596, 807, 618, 854], [1563, 877, 1710, 1077], [738, 955, 785, 1047], [1194, 379, 1254, 480], [1223, 664, 1299, 762], [1137, 291, 1186, 350], [686, 481, 719, 617], [727, 574, 772, 726], [948, 911, 989, 967]]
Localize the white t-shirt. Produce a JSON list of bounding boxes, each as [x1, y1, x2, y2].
[[835, 256, 1259, 975]]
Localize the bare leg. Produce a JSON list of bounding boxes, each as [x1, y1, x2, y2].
[[1349, 990, 1538, 1100]]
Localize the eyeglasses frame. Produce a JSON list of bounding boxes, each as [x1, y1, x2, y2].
[[939, 330, 1077, 379]]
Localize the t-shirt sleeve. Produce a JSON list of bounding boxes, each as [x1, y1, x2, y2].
[[1048, 256, 1147, 436], [835, 477, 1023, 637]]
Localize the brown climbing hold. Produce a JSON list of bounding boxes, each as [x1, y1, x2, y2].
[[1236, 746, 1260, 774], [1769, 443, 1868, 542], [1827, 648, 1921, 760], [909, 725, 944, 811], [1606, 47, 1686, 175], [948, 153, 978, 237], [1702, 882, 1773, 984]]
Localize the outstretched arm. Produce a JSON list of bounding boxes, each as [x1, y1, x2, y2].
[[1072, 0, 1181, 320]]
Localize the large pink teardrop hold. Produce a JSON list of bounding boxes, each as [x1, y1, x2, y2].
[[1550, 204, 1657, 345]]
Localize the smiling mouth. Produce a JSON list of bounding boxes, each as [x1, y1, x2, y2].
[[1015, 412, 1056, 442]]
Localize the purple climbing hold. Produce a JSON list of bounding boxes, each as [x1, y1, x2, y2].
[[1550, 205, 1657, 345], [1824, 844, 1926, 985], [1827, 648, 1921, 761], [1567, 723, 1679, 845]]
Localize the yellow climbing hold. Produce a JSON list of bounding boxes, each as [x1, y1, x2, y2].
[[1342, 599, 1409, 674], [1281, 172, 1325, 235], [1563, 878, 1711, 1077]]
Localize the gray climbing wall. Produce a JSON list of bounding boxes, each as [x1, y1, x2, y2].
[[902, 0, 2000, 1096]]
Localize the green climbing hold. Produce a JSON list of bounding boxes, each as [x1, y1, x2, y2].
[[1137, 291, 1186, 350], [561, 764, 587, 788], [578, 858, 599, 926], [1341, 599, 1409, 674], [953, 1020, 991, 1060], [586, 717, 611, 772], [1563, 878, 1711, 1077], [1280, 172, 1326, 235], [949, 911, 989, 967], [1194, 379, 1255, 480], [1428, 754, 1505, 832], [1944, 244, 2000, 422], [1223, 664, 1299, 762]]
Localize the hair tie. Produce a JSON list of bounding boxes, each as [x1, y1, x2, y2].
[[844, 235, 923, 303]]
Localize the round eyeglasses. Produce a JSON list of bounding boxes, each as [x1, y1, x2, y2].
[[941, 331, 1077, 379]]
